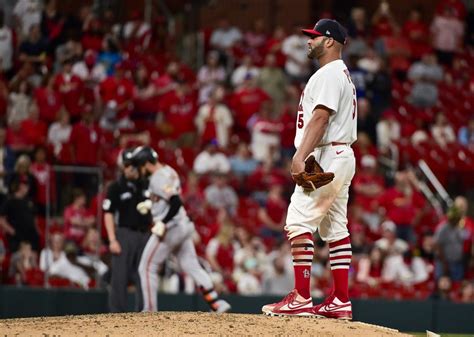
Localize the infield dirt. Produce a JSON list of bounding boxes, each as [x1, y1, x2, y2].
[[0, 311, 412, 336]]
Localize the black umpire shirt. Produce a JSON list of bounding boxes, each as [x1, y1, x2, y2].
[[103, 176, 150, 232]]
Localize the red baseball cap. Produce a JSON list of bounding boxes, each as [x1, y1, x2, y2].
[[302, 19, 348, 44]]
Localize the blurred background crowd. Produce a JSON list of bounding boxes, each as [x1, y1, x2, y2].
[[0, 0, 473, 304]]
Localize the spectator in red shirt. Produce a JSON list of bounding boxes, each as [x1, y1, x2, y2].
[[72, 49, 107, 107], [258, 184, 287, 249], [54, 58, 84, 122], [356, 246, 384, 287], [402, 7, 432, 60], [230, 74, 270, 139], [63, 188, 95, 245], [81, 16, 104, 52], [158, 81, 197, 146], [206, 220, 235, 291], [195, 85, 233, 148], [5, 121, 34, 156], [264, 26, 286, 68], [99, 62, 135, 130], [382, 31, 412, 80], [69, 111, 101, 167], [371, 1, 399, 39], [377, 170, 427, 242], [34, 74, 62, 124], [30, 146, 55, 217], [435, 0, 466, 20], [247, 157, 288, 196], [276, 85, 299, 160], [21, 103, 48, 148], [133, 64, 159, 122], [152, 61, 180, 97], [353, 155, 385, 214]]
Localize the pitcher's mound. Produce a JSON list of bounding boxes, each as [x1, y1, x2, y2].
[[0, 311, 411, 336]]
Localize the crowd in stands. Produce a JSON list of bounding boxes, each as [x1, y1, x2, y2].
[[0, 0, 473, 303]]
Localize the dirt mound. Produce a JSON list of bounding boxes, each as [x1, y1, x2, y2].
[[0, 312, 411, 336]]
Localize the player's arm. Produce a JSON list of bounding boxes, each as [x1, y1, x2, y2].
[[102, 184, 121, 254], [161, 195, 182, 223], [149, 194, 182, 239], [291, 105, 331, 174]]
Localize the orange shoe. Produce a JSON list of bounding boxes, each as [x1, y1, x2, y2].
[[262, 289, 313, 316]]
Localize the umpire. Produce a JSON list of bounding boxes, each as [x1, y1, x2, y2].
[[103, 149, 151, 312]]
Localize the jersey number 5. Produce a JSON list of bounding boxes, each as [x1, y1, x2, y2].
[[297, 92, 304, 128], [297, 113, 304, 128]]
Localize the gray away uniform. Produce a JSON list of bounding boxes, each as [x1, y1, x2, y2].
[[138, 165, 217, 311]]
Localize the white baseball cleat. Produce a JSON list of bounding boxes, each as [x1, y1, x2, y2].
[[311, 295, 352, 320], [213, 299, 231, 313], [262, 289, 313, 316]]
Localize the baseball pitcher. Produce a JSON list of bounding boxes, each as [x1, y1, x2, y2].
[[262, 19, 356, 319], [130, 146, 231, 313]]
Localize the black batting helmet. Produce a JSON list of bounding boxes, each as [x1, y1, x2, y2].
[[120, 148, 135, 167], [130, 146, 158, 167]]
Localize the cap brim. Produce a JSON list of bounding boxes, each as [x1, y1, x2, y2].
[[301, 29, 323, 37]]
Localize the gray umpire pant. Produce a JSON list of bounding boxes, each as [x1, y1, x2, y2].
[[109, 227, 150, 312]]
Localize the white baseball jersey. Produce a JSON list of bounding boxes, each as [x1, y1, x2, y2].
[[294, 59, 357, 148], [148, 165, 189, 226]]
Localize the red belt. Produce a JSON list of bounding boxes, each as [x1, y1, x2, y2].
[[317, 142, 348, 147]]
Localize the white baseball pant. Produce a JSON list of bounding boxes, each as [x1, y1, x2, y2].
[[285, 144, 356, 243]]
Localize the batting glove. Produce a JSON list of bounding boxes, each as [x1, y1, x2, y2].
[[136, 199, 153, 215], [151, 219, 166, 239]]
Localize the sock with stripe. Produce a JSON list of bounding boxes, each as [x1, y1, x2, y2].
[[328, 236, 352, 303], [200, 286, 220, 311], [291, 232, 314, 299]]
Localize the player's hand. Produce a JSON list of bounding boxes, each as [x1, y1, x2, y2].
[[137, 199, 153, 215], [109, 240, 122, 254], [151, 219, 166, 240], [290, 157, 305, 176]]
